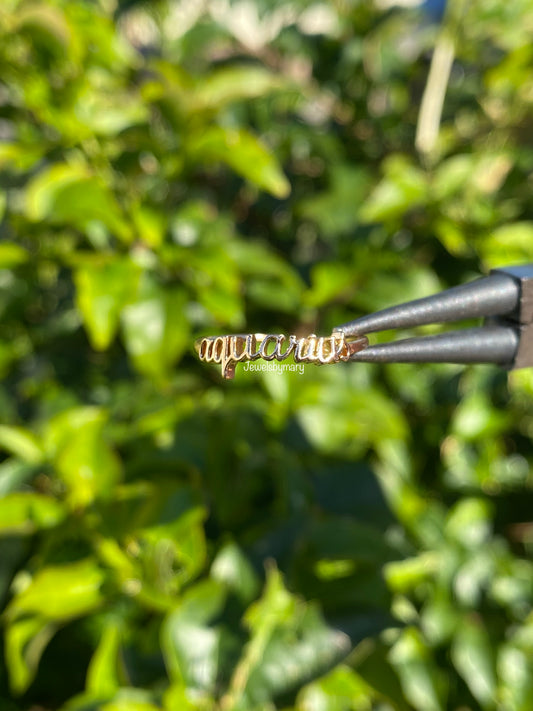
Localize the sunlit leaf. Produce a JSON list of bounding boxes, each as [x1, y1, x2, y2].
[[74, 87, 148, 136], [480, 222, 533, 267], [445, 498, 493, 549], [163, 682, 212, 711], [0, 424, 44, 464], [74, 257, 142, 350], [299, 165, 371, 237], [0, 243, 29, 268], [360, 156, 427, 222], [6, 558, 106, 622], [121, 278, 189, 379], [305, 261, 356, 308], [86, 621, 122, 696], [162, 612, 222, 694], [190, 66, 286, 111], [5, 616, 57, 694], [451, 616, 497, 707], [0, 459, 37, 497], [26, 164, 131, 241], [385, 553, 440, 595], [224, 567, 350, 707], [296, 665, 375, 711], [353, 637, 410, 710], [15, 4, 73, 56], [46, 407, 122, 507], [498, 633, 533, 711], [211, 542, 260, 604], [0, 492, 66, 535], [188, 126, 290, 198], [388, 627, 446, 711]]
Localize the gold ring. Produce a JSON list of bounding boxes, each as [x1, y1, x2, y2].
[[194, 332, 368, 379]]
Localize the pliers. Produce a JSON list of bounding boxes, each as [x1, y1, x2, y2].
[[333, 265, 533, 370]]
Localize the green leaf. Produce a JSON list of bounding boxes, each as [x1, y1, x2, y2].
[[388, 627, 446, 711], [432, 154, 475, 201], [385, 553, 440, 595], [162, 612, 222, 694], [305, 261, 356, 308], [74, 257, 142, 350], [0, 425, 44, 464], [0, 459, 37, 496], [190, 66, 286, 111], [244, 566, 295, 632], [46, 407, 122, 507], [63, 689, 162, 711], [445, 498, 493, 549], [296, 665, 375, 711], [352, 637, 410, 711], [5, 616, 57, 694], [480, 222, 533, 267], [74, 88, 148, 136], [131, 205, 165, 249], [0, 243, 29, 268], [298, 165, 371, 238], [297, 380, 407, 456], [188, 126, 290, 198], [6, 558, 106, 623], [245, 605, 350, 706], [0, 493, 66, 535], [121, 278, 189, 379], [227, 240, 304, 315], [353, 266, 441, 313], [360, 155, 427, 223], [102, 694, 162, 711], [86, 621, 122, 696], [451, 616, 497, 708], [137, 500, 208, 601], [211, 542, 260, 604], [177, 579, 228, 624], [59, 692, 113, 711], [15, 4, 73, 56], [161, 580, 228, 693], [421, 590, 460, 646], [498, 635, 533, 711], [163, 682, 212, 711], [451, 391, 510, 441], [224, 567, 349, 707], [4, 558, 107, 692], [26, 164, 131, 241]]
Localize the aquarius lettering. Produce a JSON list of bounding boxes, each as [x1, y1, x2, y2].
[[194, 332, 368, 379]]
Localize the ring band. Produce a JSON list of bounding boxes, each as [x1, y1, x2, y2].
[[194, 332, 368, 379]]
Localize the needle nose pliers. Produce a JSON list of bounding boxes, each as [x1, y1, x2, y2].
[[333, 265, 533, 370]]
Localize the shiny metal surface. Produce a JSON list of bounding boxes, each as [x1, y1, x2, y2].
[[333, 264, 533, 370], [334, 272, 520, 337], [195, 332, 368, 379], [348, 326, 519, 366]]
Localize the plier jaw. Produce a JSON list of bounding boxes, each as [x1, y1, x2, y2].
[[495, 265, 533, 369], [333, 264, 533, 370]]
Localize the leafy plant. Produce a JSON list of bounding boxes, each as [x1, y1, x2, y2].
[[1, 0, 533, 709]]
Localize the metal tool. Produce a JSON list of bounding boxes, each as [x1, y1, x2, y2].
[[333, 265, 533, 369]]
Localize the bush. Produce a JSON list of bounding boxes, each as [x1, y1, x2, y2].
[[1, 0, 533, 709]]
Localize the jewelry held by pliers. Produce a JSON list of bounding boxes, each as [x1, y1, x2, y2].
[[195, 332, 368, 379]]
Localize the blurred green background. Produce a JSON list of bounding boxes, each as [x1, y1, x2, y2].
[[2, 0, 533, 709]]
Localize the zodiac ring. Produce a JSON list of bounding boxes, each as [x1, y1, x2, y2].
[[194, 332, 368, 379]]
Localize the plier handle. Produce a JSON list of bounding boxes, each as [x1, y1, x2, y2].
[[333, 265, 533, 370]]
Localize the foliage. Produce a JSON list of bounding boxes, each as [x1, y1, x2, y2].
[[1, 0, 533, 709]]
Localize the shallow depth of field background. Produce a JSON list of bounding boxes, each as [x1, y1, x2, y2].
[[2, 1, 533, 709]]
